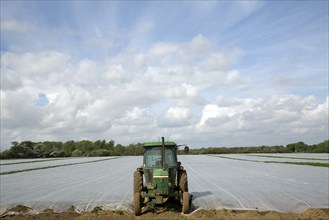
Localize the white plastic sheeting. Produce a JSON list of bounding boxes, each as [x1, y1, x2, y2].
[[0, 155, 328, 214], [182, 155, 328, 212]]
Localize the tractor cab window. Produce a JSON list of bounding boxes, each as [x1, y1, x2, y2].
[[144, 147, 177, 167]]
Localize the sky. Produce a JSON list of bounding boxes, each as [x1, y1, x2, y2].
[[0, 1, 328, 150]]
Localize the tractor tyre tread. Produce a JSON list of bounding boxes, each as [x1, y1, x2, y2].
[[179, 171, 188, 192], [182, 192, 190, 214], [134, 171, 143, 193], [134, 192, 142, 216]]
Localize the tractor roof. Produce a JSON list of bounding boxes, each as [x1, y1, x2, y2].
[[143, 141, 177, 148]]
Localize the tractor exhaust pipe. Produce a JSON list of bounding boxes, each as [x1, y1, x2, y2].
[[161, 137, 165, 168]]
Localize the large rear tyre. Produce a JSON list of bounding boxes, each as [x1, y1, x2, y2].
[[182, 192, 190, 214], [179, 171, 188, 192], [134, 192, 142, 216], [134, 171, 143, 193], [133, 171, 143, 216]]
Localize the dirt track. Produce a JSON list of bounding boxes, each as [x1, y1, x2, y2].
[[1, 205, 328, 220]]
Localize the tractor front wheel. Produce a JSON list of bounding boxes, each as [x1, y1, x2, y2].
[[179, 171, 188, 192], [134, 192, 142, 216], [182, 192, 190, 214]]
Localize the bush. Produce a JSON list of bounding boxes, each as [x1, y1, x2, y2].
[[91, 206, 102, 213], [71, 150, 83, 157]]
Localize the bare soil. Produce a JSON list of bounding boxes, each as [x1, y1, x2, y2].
[[0, 205, 328, 220]]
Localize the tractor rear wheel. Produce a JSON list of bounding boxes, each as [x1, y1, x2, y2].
[[133, 171, 143, 216], [182, 192, 190, 214], [134, 171, 143, 193], [179, 171, 188, 192], [134, 192, 142, 216]]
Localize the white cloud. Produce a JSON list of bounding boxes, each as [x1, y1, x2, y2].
[[1, 19, 30, 32], [103, 64, 130, 83], [115, 107, 155, 126], [187, 34, 212, 53], [1, 67, 22, 91], [195, 95, 328, 146], [162, 83, 204, 106], [149, 42, 178, 57], [1, 89, 43, 129], [1, 51, 71, 89], [158, 107, 191, 127], [201, 53, 230, 71], [0, 33, 327, 149], [142, 34, 244, 91]]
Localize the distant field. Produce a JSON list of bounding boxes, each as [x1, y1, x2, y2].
[[211, 154, 329, 167], [1, 154, 328, 214]]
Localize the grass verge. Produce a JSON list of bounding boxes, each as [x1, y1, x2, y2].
[[0, 158, 67, 166], [212, 155, 329, 168], [0, 157, 120, 175]]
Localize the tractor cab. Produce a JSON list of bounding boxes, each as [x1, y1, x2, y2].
[[142, 141, 178, 200], [143, 142, 178, 168]]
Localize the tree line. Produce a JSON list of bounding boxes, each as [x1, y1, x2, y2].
[[186, 140, 328, 155], [0, 139, 328, 159], [0, 140, 144, 159]]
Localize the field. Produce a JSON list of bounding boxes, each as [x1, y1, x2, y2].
[[0, 154, 328, 219]]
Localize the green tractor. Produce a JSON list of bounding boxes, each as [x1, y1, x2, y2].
[[133, 137, 191, 215]]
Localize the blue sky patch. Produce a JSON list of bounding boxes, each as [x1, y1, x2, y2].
[[34, 93, 49, 107]]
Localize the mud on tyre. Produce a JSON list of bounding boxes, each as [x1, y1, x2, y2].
[[178, 170, 188, 192], [133, 171, 143, 216], [133, 171, 143, 193]]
